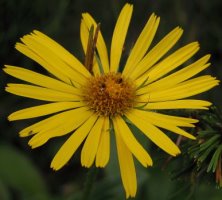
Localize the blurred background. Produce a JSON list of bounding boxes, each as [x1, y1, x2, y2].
[[1, 0, 222, 199]]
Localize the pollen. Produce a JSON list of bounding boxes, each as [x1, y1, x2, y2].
[[82, 73, 136, 116]]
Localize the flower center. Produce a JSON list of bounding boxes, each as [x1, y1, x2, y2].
[[82, 73, 136, 116]]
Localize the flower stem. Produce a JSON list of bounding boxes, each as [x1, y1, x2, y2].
[[81, 167, 98, 200]]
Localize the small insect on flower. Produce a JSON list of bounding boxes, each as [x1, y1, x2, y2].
[[4, 3, 219, 198]]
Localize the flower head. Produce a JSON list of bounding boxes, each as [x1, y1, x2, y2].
[[4, 3, 219, 198]]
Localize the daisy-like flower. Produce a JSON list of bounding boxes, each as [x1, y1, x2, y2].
[[4, 3, 219, 198]]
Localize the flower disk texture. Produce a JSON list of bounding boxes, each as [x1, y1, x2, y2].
[[4, 3, 219, 198]]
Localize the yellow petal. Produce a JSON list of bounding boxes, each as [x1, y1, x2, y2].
[[8, 101, 85, 121], [6, 84, 80, 102], [81, 117, 104, 167], [123, 13, 160, 76], [32, 30, 91, 77], [81, 13, 109, 73], [166, 126, 195, 139], [139, 99, 212, 110], [96, 117, 110, 167], [16, 43, 70, 84], [137, 55, 211, 94], [110, 4, 133, 72], [113, 116, 152, 167], [51, 114, 98, 170], [128, 27, 183, 80], [115, 123, 137, 198], [3, 65, 81, 95], [129, 110, 196, 139], [28, 109, 93, 148], [131, 109, 197, 126], [29, 109, 92, 149], [147, 55, 210, 92], [142, 42, 200, 84], [139, 75, 219, 102], [19, 107, 92, 137], [80, 19, 88, 53], [126, 110, 181, 156], [20, 35, 88, 85]]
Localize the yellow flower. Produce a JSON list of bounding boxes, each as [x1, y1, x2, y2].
[[4, 3, 219, 198]]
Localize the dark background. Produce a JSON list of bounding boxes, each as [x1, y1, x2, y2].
[[1, 0, 222, 199]]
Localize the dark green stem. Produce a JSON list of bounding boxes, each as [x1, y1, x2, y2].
[[81, 167, 98, 200]]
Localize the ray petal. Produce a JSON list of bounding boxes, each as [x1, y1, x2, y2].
[[50, 114, 98, 170], [123, 13, 160, 75], [141, 42, 200, 84], [16, 43, 70, 84], [8, 101, 85, 121], [28, 109, 93, 149], [137, 55, 211, 94], [139, 75, 219, 102], [130, 109, 197, 127], [110, 4, 133, 72], [139, 99, 212, 110], [19, 35, 88, 85], [3, 65, 81, 94], [19, 107, 91, 137], [113, 116, 152, 167], [6, 84, 80, 102], [32, 30, 91, 77], [115, 123, 137, 198], [126, 110, 181, 156], [80, 19, 88, 54], [81, 116, 104, 167], [127, 27, 183, 79], [96, 117, 110, 167], [130, 109, 196, 139]]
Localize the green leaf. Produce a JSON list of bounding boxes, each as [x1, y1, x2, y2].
[[207, 144, 222, 173], [199, 134, 220, 152], [188, 144, 201, 155], [0, 144, 49, 199], [198, 130, 218, 138], [198, 141, 219, 163]]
